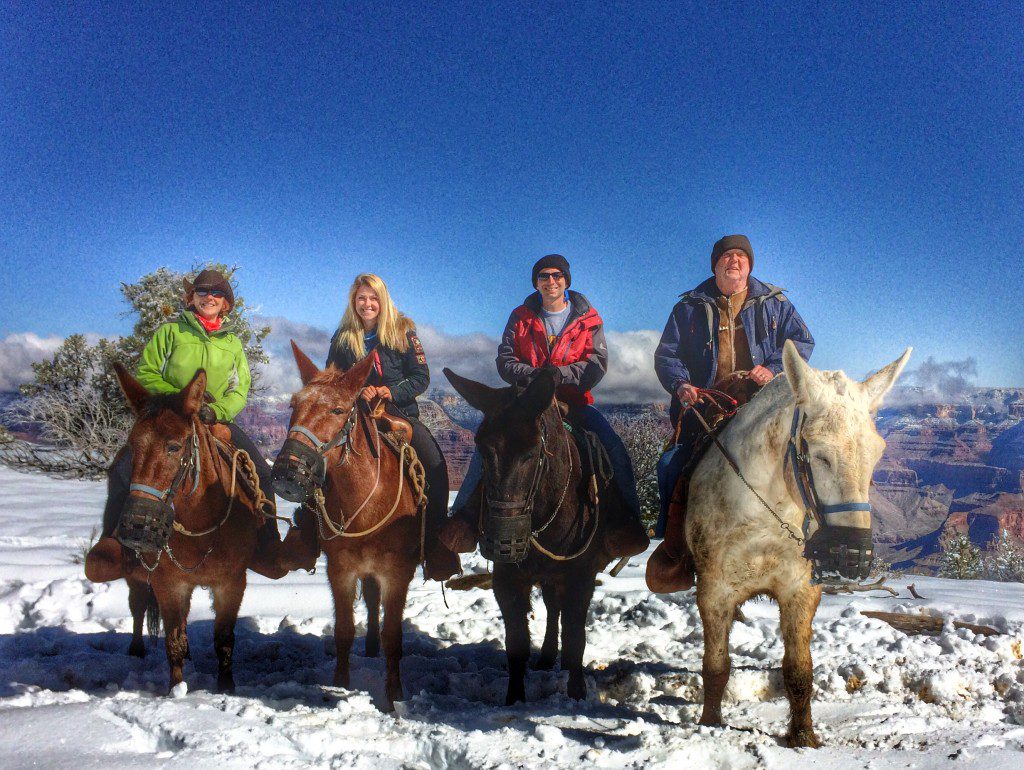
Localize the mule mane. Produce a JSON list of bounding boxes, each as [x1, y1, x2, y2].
[[140, 393, 191, 421]]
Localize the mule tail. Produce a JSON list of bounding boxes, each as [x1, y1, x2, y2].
[[145, 587, 160, 646]]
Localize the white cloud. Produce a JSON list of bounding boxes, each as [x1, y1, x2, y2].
[[254, 314, 667, 405], [0, 333, 64, 391]]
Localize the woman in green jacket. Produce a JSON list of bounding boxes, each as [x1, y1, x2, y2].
[[98, 269, 316, 577]]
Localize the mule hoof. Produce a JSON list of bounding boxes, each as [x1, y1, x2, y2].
[[504, 688, 526, 706], [533, 655, 556, 671], [567, 676, 587, 701], [127, 640, 146, 658], [786, 729, 820, 749], [217, 675, 236, 694], [698, 714, 723, 727]]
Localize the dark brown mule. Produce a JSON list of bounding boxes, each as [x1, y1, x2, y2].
[[275, 343, 452, 711], [444, 368, 644, 704], [88, 365, 267, 693]]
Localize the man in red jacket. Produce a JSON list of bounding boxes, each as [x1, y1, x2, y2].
[[443, 254, 648, 559]]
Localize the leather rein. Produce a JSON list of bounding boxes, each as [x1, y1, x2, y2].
[[683, 387, 873, 551], [286, 400, 422, 540], [129, 421, 262, 574]]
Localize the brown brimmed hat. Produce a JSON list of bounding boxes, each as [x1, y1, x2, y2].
[[183, 269, 234, 310], [711, 235, 754, 271]]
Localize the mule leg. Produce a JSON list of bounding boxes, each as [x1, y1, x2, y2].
[[535, 582, 560, 671], [697, 585, 736, 726], [363, 577, 381, 659], [779, 586, 822, 748], [379, 572, 412, 711], [493, 565, 532, 705], [328, 564, 358, 689], [559, 574, 596, 701], [155, 582, 194, 692], [211, 575, 246, 694], [127, 581, 149, 657]]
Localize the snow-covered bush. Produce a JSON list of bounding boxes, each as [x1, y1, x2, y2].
[[939, 532, 982, 580], [981, 529, 1024, 582], [606, 408, 668, 530]]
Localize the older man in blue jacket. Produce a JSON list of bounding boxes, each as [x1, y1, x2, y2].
[[652, 234, 814, 552]]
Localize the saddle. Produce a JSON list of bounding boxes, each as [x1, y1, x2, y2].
[[368, 399, 413, 444], [647, 373, 760, 593], [561, 408, 613, 506]]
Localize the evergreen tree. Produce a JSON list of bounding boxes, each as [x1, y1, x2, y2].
[[939, 531, 982, 580], [3, 264, 270, 477], [982, 529, 1024, 582]]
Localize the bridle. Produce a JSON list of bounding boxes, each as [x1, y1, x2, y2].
[[272, 406, 359, 502], [784, 408, 874, 582], [480, 412, 595, 563], [684, 388, 874, 583]]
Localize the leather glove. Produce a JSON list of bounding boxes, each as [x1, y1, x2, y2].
[[198, 404, 218, 424], [540, 365, 563, 386]]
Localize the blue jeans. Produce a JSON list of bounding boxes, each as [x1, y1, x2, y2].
[[451, 405, 641, 516], [654, 409, 702, 538]]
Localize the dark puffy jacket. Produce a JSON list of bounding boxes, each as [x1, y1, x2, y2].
[[326, 320, 429, 419], [496, 290, 608, 406], [654, 276, 814, 416]]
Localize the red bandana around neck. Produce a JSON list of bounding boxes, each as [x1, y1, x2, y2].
[[193, 312, 222, 333]]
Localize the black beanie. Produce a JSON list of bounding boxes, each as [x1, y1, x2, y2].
[[532, 254, 572, 287], [710, 235, 754, 272]]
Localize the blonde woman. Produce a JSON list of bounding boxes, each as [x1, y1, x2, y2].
[[326, 274, 460, 581]]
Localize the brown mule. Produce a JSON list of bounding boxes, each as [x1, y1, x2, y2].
[[275, 343, 460, 711], [84, 365, 270, 693], [444, 367, 647, 704]]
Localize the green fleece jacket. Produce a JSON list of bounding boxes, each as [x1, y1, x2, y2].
[[136, 312, 251, 422]]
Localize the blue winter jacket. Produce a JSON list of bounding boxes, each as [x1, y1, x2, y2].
[[654, 276, 814, 406]]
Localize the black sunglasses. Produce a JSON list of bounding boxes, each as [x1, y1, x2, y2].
[[195, 289, 226, 298], [537, 271, 565, 282]]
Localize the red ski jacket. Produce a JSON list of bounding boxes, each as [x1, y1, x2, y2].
[[496, 290, 608, 406]]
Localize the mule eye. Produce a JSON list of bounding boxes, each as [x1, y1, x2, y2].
[[331, 408, 345, 415], [815, 454, 832, 469], [167, 442, 182, 454]]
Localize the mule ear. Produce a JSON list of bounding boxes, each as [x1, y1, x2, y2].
[[444, 368, 504, 414], [113, 362, 149, 415], [861, 348, 912, 411], [291, 340, 321, 385], [180, 369, 208, 417], [514, 368, 557, 419], [341, 352, 376, 391], [782, 339, 822, 406]]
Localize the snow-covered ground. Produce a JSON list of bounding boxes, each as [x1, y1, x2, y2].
[[1, 465, 1023, 769]]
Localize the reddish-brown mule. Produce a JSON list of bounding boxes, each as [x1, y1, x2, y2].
[[91, 364, 269, 693], [279, 343, 453, 711]]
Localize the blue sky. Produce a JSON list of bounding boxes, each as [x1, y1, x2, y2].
[[1, 2, 1021, 388]]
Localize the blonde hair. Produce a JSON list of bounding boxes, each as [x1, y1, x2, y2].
[[335, 274, 412, 358]]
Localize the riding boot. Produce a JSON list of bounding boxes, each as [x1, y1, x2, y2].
[[247, 510, 290, 580], [85, 448, 131, 583], [276, 503, 321, 573], [602, 495, 651, 560], [439, 484, 482, 554], [422, 492, 462, 582], [645, 479, 695, 593]]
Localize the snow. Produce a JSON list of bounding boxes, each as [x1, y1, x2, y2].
[[1, 465, 1023, 768]]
